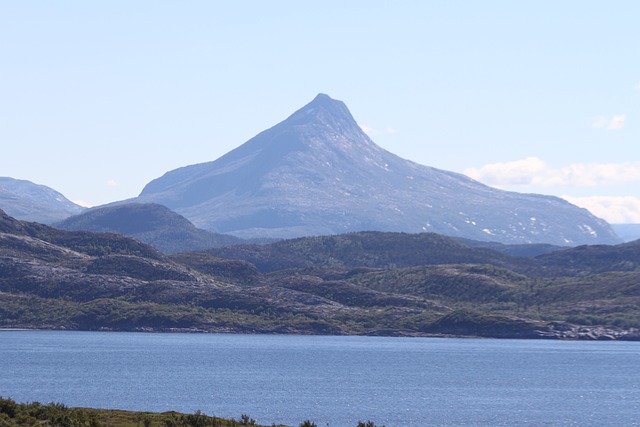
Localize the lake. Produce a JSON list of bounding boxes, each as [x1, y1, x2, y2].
[[0, 331, 638, 426]]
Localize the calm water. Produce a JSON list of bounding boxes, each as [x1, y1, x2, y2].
[[0, 331, 638, 426]]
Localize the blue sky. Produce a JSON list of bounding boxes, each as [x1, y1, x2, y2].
[[1, 1, 638, 223]]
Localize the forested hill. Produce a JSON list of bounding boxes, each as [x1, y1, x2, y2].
[[56, 202, 243, 253], [1, 209, 639, 340], [205, 231, 640, 277], [205, 231, 524, 272]]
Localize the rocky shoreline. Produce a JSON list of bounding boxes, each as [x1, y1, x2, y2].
[[3, 323, 639, 341]]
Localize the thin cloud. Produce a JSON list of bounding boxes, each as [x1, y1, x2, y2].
[[607, 114, 627, 130], [465, 157, 640, 188], [562, 195, 640, 224], [592, 114, 627, 130], [73, 199, 92, 208], [106, 179, 119, 188], [360, 124, 375, 136], [359, 124, 397, 136], [592, 116, 608, 129], [464, 157, 547, 186]]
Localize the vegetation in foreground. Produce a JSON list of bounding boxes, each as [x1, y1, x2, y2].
[[0, 398, 386, 427]]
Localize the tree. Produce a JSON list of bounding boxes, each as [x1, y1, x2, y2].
[[239, 414, 256, 425]]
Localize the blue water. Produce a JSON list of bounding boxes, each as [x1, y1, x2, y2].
[[0, 331, 638, 426]]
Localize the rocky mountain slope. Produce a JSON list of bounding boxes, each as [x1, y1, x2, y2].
[[56, 203, 243, 253], [1, 209, 638, 339], [0, 177, 84, 224], [134, 94, 619, 245]]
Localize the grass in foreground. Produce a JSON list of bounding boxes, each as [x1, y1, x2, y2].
[[0, 398, 387, 427], [0, 398, 282, 427]]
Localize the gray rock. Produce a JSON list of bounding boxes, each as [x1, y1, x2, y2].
[[133, 94, 620, 245]]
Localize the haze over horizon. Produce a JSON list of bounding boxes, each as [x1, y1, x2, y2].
[[1, 1, 638, 223]]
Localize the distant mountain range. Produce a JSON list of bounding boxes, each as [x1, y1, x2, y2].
[[56, 203, 243, 253], [132, 94, 620, 246], [0, 177, 84, 224], [0, 95, 630, 247]]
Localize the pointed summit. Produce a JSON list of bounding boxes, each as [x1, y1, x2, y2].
[[303, 93, 352, 118], [300, 93, 350, 115], [140, 93, 376, 204], [134, 95, 619, 245], [311, 92, 334, 102], [277, 93, 362, 138]]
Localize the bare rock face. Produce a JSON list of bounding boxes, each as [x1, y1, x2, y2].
[[137, 94, 619, 245]]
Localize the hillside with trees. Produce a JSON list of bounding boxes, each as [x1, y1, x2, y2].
[[1, 209, 639, 340]]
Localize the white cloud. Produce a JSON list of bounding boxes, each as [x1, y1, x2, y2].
[[465, 157, 640, 188], [635, 82, 640, 91], [359, 124, 397, 136], [592, 114, 627, 130], [607, 114, 627, 130], [360, 124, 375, 136], [467, 159, 640, 223], [464, 157, 547, 186], [562, 195, 640, 224], [106, 179, 119, 188], [73, 199, 92, 208]]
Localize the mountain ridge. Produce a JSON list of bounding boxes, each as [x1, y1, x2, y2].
[[133, 94, 618, 245], [1, 209, 639, 340], [55, 203, 243, 253], [0, 177, 85, 224]]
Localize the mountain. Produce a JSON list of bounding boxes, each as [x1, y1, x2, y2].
[[1, 209, 639, 339], [452, 237, 563, 257], [133, 94, 619, 245], [206, 230, 640, 278], [533, 239, 640, 276], [205, 231, 524, 273], [56, 203, 243, 253], [0, 177, 84, 224], [0, 208, 346, 334], [610, 224, 640, 242]]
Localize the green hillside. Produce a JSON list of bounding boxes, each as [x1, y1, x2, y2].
[[1, 209, 639, 340], [56, 203, 243, 253]]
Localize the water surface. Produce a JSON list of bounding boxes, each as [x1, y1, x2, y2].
[[1, 331, 638, 426]]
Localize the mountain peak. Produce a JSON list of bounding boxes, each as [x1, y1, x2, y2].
[[308, 93, 341, 108], [311, 92, 332, 102], [0, 177, 85, 224], [135, 95, 620, 246], [284, 93, 359, 133]]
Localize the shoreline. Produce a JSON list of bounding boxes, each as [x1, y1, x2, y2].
[[1, 325, 638, 341]]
